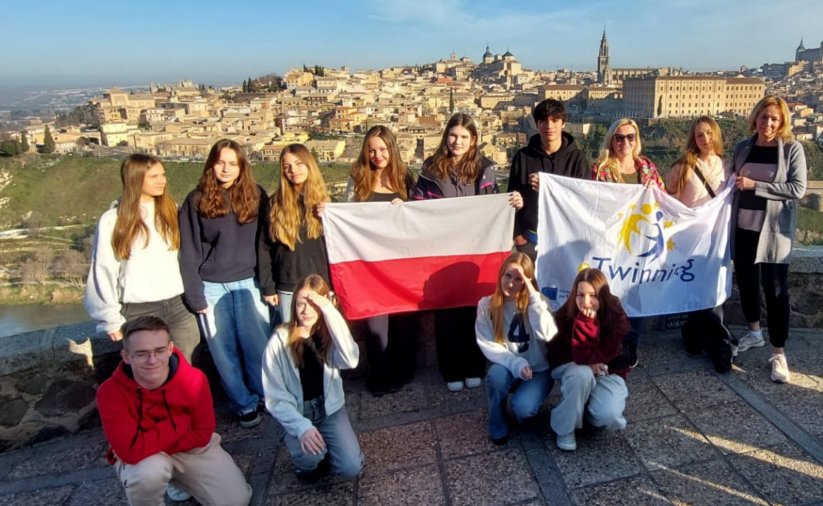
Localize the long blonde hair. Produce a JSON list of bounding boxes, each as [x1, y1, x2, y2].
[[350, 126, 408, 202], [287, 274, 333, 368], [593, 118, 643, 183], [269, 144, 329, 250], [112, 154, 179, 260], [670, 116, 723, 197], [487, 252, 536, 344]]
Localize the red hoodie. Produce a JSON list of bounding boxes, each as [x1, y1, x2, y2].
[[96, 350, 215, 465]]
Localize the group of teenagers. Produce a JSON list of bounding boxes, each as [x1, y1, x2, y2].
[[85, 94, 806, 504]]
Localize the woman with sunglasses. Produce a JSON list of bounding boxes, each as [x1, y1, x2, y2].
[[592, 118, 664, 189], [591, 118, 664, 369]]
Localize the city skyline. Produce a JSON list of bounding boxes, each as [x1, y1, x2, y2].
[[2, 0, 823, 87]]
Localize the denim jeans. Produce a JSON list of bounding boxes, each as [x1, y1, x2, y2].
[[201, 278, 271, 415], [283, 400, 364, 479], [486, 364, 553, 439], [122, 295, 200, 362], [276, 290, 294, 324]]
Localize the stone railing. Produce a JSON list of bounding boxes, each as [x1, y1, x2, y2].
[[1, 246, 821, 453]]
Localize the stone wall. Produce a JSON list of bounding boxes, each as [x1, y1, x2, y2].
[[1, 247, 821, 453]]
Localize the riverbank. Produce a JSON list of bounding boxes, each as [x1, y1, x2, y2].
[[0, 285, 82, 305]]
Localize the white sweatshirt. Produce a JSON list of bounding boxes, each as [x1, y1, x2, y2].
[[84, 200, 185, 333]]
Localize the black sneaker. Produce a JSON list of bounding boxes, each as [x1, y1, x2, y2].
[[294, 455, 331, 483], [239, 410, 262, 428]]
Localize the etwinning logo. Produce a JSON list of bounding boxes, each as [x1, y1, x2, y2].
[[587, 197, 696, 285], [616, 201, 675, 261]]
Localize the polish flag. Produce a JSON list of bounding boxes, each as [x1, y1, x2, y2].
[[323, 194, 515, 320]]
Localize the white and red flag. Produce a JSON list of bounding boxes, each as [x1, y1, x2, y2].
[[323, 194, 515, 319]]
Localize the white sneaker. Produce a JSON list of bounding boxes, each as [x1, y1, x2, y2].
[[446, 381, 464, 392], [166, 483, 192, 502], [465, 377, 482, 389], [557, 432, 576, 451], [737, 330, 765, 352], [769, 354, 791, 384]]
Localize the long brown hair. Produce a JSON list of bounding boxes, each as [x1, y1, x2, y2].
[[196, 139, 259, 224], [111, 154, 179, 260], [269, 144, 329, 250], [287, 274, 333, 368], [424, 113, 480, 184], [555, 268, 626, 341], [670, 116, 723, 197], [487, 252, 536, 344], [350, 125, 408, 202]]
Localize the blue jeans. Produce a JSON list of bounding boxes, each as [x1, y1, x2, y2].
[[486, 363, 553, 439], [283, 401, 364, 479], [201, 278, 271, 415], [276, 290, 294, 324]]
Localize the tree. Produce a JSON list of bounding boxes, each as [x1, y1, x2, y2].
[[52, 249, 87, 287], [449, 89, 455, 114], [43, 125, 56, 153], [20, 131, 29, 153], [19, 247, 53, 285], [0, 139, 19, 156]]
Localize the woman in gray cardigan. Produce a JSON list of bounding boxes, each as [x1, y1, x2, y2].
[[731, 95, 807, 383]]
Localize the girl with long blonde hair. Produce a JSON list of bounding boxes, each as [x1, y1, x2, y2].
[[85, 153, 199, 360], [179, 138, 271, 428], [263, 274, 363, 481], [592, 118, 665, 189], [475, 252, 556, 444], [668, 116, 727, 206], [260, 144, 331, 324]]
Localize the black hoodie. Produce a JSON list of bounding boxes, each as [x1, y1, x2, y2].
[[507, 132, 590, 240]]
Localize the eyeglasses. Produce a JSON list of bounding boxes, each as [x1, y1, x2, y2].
[[130, 346, 171, 362], [613, 133, 636, 144]]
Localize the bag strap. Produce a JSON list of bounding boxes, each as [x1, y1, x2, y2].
[[692, 165, 716, 199]]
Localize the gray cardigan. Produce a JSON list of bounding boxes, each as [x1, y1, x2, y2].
[[730, 135, 807, 264]]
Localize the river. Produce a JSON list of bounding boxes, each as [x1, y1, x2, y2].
[[0, 303, 90, 337]]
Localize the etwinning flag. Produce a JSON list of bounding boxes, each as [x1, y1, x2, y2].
[[323, 194, 515, 320], [536, 173, 733, 317]]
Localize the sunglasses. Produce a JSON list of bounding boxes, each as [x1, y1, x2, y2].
[[613, 133, 636, 143]]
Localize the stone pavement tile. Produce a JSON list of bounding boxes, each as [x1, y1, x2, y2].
[[267, 446, 346, 494], [623, 375, 678, 423], [357, 381, 429, 419], [727, 441, 823, 505], [751, 374, 823, 437], [266, 481, 355, 506], [651, 459, 767, 505], [547, 429, 645, 488], [358, 421, 437, 477], [623, 414, 720, 471], [7, 433, 108, 479], [570, 474, 671, 506], [65, 478, 126, 506], [653, 369, 740, 411], [434, 409, 505, 459], [443, 449, 541, 506], [688, 401, 789, 456], [636, 332, 701, 376], [0, 485, 73, 506], [215, 411, 273, 444], [357, 464, 445, 506]]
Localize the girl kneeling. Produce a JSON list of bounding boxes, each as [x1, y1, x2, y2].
[[476, 253, 557, 445], [548, 268, 632, 451], [262, 274, 364, 480]]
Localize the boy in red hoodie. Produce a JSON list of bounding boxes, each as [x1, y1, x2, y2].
[[96, 315, 251, 505]]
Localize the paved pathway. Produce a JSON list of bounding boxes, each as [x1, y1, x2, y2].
[[0, 327, 821, 505]]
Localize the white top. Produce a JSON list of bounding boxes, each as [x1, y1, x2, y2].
[[475, 292, 557, 377], [670, 155, 728, 208], [84, 200, 185, 333]]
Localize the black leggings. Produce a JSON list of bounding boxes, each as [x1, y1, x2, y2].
[[434, 307, 487, 382], [733, 228, 790, 348]]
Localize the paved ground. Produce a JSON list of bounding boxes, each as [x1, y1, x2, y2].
[[0, 326, 822, 505]]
